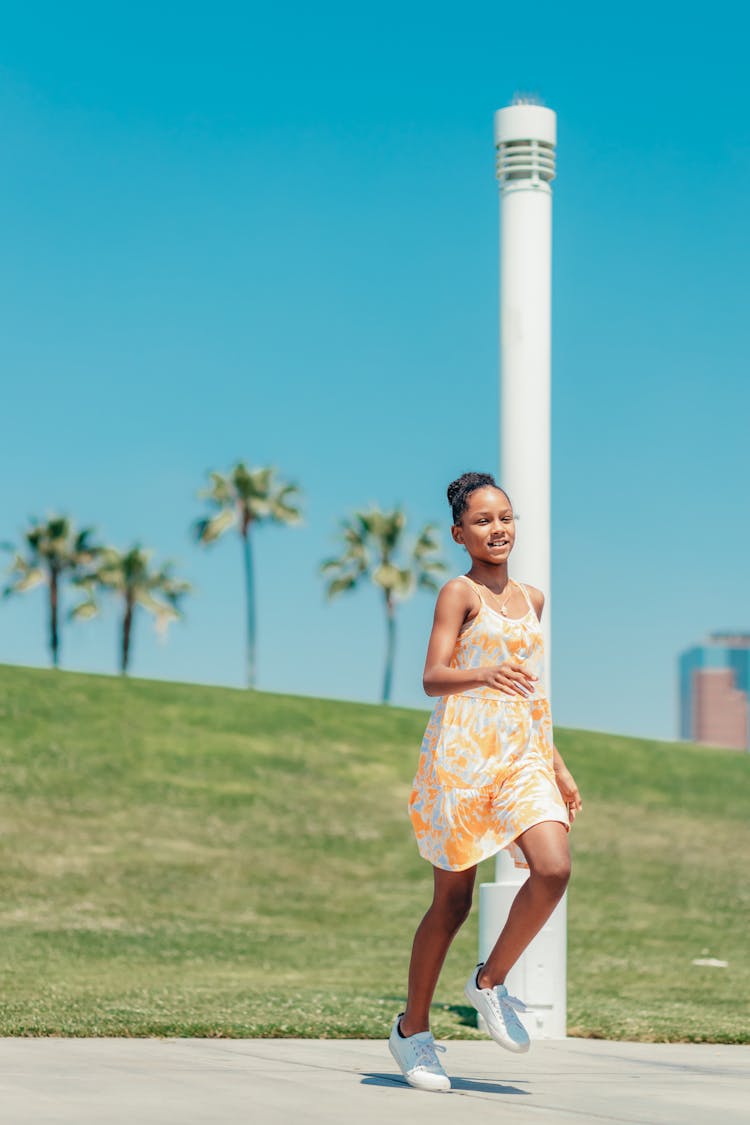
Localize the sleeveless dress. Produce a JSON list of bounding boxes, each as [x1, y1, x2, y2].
[[409, 575, 569, 871]]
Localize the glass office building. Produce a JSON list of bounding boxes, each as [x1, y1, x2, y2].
[[679, 634, 750, 751]]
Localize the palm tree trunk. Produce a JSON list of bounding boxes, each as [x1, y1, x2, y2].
[[242, 524, 256, 689], [49, 566, 60, 668], [122, 596, 134, 675], [382, 594, 396, 704]]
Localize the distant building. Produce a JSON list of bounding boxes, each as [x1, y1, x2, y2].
[[679, 634, 750, 751]]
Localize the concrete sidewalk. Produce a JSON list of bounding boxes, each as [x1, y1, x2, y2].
[[1, 1037, 747, 1125]]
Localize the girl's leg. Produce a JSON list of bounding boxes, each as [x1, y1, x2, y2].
[[400, 864, 477, 1037], [478, 821, 570, 989]]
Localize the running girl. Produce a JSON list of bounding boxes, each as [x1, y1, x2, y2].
[[389, 471, 582, 1092]]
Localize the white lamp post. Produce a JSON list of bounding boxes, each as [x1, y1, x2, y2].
[[477, 98, 566, 1040]]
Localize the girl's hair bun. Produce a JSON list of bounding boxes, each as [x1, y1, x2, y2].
[[446, 479, 463, 507], [447, 471, 504, 523]]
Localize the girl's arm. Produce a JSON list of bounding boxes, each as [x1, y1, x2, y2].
[[527, 586, 584, 821], [422, 580, 537, 698], [553, 744, 583, 821]]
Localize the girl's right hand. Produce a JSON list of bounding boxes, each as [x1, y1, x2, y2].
[[482, 663, 537, 696]]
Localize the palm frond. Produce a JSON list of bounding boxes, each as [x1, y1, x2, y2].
[[413, 523, 441, 555], [75, 545, 190, 636], [324, 573, 360, 600], [3, 550, 46, 595], [417, 560, 446, 577], [3, 566, 46, 597], [319, 557, 346, 575], [7, 516, 103, 578], [321, 506, 447, 607], [195, 463, 303, 535], [193, 508, 237, 544], [135, 592, 182, 639], [417, 572, 442, 593], [269, 481, 303, 525], [197, 470, 235, 507], [69, 597, 100, 621]]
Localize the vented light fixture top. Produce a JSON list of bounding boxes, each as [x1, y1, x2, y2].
[[494, 104, 556, 186]]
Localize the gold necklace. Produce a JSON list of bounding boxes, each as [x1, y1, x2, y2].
[[484, 578, 515, 616]]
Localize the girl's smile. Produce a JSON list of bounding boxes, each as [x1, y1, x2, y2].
[[451, 486, 516, 565]]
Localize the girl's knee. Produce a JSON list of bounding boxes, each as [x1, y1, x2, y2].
[[433, 885, 474, 929], [531, 852, 571, 893], [431, 867, 476, 930]]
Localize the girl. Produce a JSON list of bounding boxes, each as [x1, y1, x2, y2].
[[389, 471, 582, 1092]]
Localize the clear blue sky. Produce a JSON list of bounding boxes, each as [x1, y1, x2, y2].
[[1, 2, 748, 739]]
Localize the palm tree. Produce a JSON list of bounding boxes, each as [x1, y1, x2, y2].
[[321, 507, 446, 703], [1, 515, 103, 667], [71, 545, 191, 674], [192, 462, 302, 688]]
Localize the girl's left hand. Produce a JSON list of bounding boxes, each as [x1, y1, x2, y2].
[[555, 766, 582, 823]]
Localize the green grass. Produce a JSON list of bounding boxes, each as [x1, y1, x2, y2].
[[0, 662, 748, 1041]]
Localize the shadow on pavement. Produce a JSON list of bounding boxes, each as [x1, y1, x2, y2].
[[361, 1072, 528, 1096]]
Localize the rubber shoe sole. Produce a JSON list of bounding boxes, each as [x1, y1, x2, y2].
[[388, 1017, 451, 1092]]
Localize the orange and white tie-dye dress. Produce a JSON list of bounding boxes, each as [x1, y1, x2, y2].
[[409, 575, 569, 871]]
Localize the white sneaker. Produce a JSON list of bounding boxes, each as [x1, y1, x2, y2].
[[464, 963, 531, 1053], [388, 1014, 451, 1092]]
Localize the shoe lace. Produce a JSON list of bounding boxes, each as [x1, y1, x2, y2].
[[498, 991, 529, 1015], [414, 1040, 446, 1069], [488, 988, 528, 1026]]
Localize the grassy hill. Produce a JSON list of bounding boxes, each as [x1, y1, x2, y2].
[[0, 662, 747, 1041]]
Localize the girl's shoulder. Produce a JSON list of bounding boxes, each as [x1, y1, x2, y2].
[[435, 575, 478, 607], [439, 574, 476, 596], [430, 576, 481, 628]]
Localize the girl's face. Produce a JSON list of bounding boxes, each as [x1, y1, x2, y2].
[[451, 487, 515, 563]]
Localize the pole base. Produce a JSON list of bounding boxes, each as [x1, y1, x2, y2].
[[478, 879, 567, 1040]]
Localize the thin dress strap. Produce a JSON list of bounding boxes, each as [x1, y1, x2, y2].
[[514, 580, 535, 613], [458, 574, 484, 601]]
